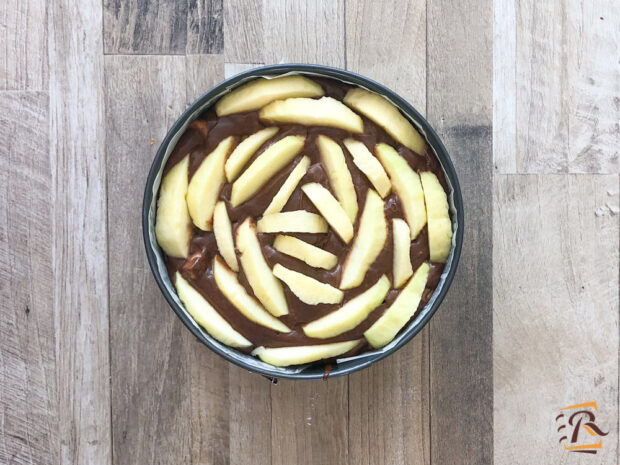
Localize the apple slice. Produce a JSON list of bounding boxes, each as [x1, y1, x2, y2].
[[231, 135, 305, 207], [155, 155, 192, 258], [340, 190, 387, 290], [273, 235, 338, 270], [364, 263, 429, 348], [257, 211, 328, 234], [273, 264, 343, 305], [213, 201, 238, 271], [213, 256, 290, 332], [301, 183, 354, 243], [252, 340, 361, 367], [317, 135, 358, 222], [187, 136, 236, 230], [420, 172, 452, 262], [175, 273, 251, 348], [263, 156, 310, 215], [215, 75, 324, 116], [225, 127, 279, 182], [392, 218, 413, 288], [303, 275, 390, 339], [343, 88, 425, 154], [236, 219, 289, 316], [343, 138, 391, 198], [375, 143, 427, 239], [259, 97, 364, 133]]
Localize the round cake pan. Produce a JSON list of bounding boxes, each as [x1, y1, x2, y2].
[[143, 64, 464, 381]]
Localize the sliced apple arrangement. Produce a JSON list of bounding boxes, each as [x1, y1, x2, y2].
[[155, 75, 453, 367]]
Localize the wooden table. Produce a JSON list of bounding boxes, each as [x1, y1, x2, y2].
[[1, 1, 618, 464]]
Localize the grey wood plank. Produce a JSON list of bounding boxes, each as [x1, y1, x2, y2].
[[494, 174, 619, 464], [271, 378, 349, 465], [349, 335, 430, 465], [492, 0, 517, 174], [229, 367, 272, 465], [48, 0, 112, 462], [187, 0, 224, 54], [514, 0, 619, 173], [263, 0, 345, 67], [345, 0, 426, 109], [224, 0, 264, 63], [0, 91, 57, 465], [0, 0, 48, 90], [187, 336, 232, 465], [344, 1, 430, 463], [103, 0, 187, 54], [565, 0, 619, 173], [224, 63, 264, 80], [427, 0, 493, 463], [185, 54, 224, 104], [515, 0, 569, 173], [104, 55, 191, 465]]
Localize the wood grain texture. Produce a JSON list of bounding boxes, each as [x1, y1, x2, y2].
[[186, 54, 224, 104], [103, 0, 187, 54], [427, 0, 493, 463], [565, 0, 619, 173], [492, 0, 516, 174], [514, 0, 619, 173], [0, 92, 57, 465], [229, 367, 272, 465], [345, 0, 426, 109], [493, 174, 619, 464], [345, 2, 430, 463], [263, 0, 345, 67], [271, 378, 348, 465], [349, 335, 430, 465], [187, 0, 223, 54], [224, 63, 264, 80], [0, 0, 48, 90], [48, 0, 112, 462], [104, 55, 191, 465], [224, 0, 263, 63]]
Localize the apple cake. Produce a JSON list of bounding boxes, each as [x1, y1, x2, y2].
[[155, 75, 453, 367]]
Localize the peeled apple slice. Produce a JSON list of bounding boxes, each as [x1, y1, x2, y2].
[[175, 273, 251, 348], [213, 257, 290, 333], [186, 136, 236, 230], [216, 75, 324, 116], [252, 340, 361, 367], [272, 235, 338, 270], [225, 127, 279, 182], [231, 135, 305, 207], [343, 87, 425, 154], [375, 143, 427, 239], [303, 275, 390, 339], [260, 97, 364, 133], [301, 183, 354, 244], [392, 218, 413, 288], [236, 218, 289, 316], [272, 264, 343, 305], [155, 155, 192, 258], [340, 190, 387, 290], [364, 262, 429, 349], [257, 211, 328, 234], [420, 171, 453, 263]]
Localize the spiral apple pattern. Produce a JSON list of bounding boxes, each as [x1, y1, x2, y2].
[[155, 76, 453, 367]]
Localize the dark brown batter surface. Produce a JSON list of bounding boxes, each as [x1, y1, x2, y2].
[[161, 77, 450, 356]]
